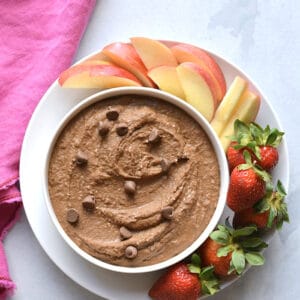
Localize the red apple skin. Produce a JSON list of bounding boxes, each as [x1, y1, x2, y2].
[[171, 44, 226, 102], [180, 61, 219, 105], [58, 64, 142, 86], [102, 42, 156, 87], [177, 62, 219, 121]]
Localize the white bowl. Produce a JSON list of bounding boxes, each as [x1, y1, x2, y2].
[[43, 86, 229, 274]]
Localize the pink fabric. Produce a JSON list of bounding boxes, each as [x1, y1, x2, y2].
[[0, 0, 96, 298]]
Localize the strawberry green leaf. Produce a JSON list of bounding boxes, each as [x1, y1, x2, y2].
[[217, 224, 228, 232], [200, 266, 220, 295], [228, 260, 236, 275], [277, 180, 287, 196], [253, 165, 272, 183], [276, 204, 290, 229], [254, 198, 270, 213], [201, 279, 219, 295], [210, 230, 229, 245], [238, 163, 251, 171], [217, 245, 233, 257], [188, 253, 201, 274], [191, 253, 201, 266], [232, 225, 257, 238], [245, 252, 265, 266], [234, 119, 249, 136], [266, 128, 284, 147], [232, 250, 246, 274], [243, 150, 252, 165], [200, 266, 215, 280], [267, 207, 276, 228], [240, 237, 267, 248], [188, 264, 201, 274]]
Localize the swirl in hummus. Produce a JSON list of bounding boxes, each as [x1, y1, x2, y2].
[[48, 95, 220, 267]]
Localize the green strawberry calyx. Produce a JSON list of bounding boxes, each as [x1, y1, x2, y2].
[[254, 180, 289, 229], [237, 150, 271, 183], [232, 119, 284, 159], [209, 225, 268, 275], [188, 253, 219, 295]]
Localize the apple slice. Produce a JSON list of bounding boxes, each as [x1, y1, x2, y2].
[[219, 90, 261, 150], [171, 43, 226, 102], [80, 60, 113, 66], [148, 66, 185, 99], [130, 37, 178, 70], [83, 51, 112, 62], [211, 76, 248, 136], [176, 62, 218, 121], [58, 64, 142, 88], [102, 42, 155, 87]]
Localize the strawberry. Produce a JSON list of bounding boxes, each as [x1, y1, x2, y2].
[[227, 151, 270, 212], [149, 254, 219, 300], [199, 225, 267, 276], [227, 142, 249, 172], [233, 207, 269, 229], [258, 145, 279, 171], [227, 120, 284, 171], [234, 180, 289, 230], [199, 238, 232, 276]]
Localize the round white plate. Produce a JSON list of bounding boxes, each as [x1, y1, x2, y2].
[[19, 41, 289, 300]]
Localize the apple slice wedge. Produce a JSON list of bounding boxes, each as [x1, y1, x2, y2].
[[58, 64, 142, 88], [176, 62, 218, 121], [80, 60, 113, 66], [130, 37, 178, 70], [171, 43, 226, 102], [148, 66, 185, 99], [82, 51, 112, 63], [211, 76, 248, 136], [219, 90, 261, 150], [102, 42, 156, 87]]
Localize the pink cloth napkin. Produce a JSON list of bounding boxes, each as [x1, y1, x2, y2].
[[0, 0, 96, 298]]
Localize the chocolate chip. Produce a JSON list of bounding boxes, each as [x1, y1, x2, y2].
[[162, 206, 174, 220], [67, 208, 79, 224], [177, 155, 189, 162], [82, 195, 95, 211], [106, 109, 119, 121], [75, 150, 88, 166], [160, 158, 171, 173], [124, 180, 136, 195], [116, 123, 128, 136], [148, 128, 161, 144], [98, 121, 110, 137], [120, 226, 133, 240], [125, 246, 138, 259]]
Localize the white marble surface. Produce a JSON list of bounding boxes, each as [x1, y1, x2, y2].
[[5, 0, 300, 299]]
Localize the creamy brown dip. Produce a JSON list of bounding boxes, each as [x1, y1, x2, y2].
[[48, 95, 220, 267]]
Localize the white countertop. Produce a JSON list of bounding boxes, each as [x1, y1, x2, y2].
[[6, 1, 300, 299]]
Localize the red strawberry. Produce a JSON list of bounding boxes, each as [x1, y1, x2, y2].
[[149, 254, 219, 300], [227, 120, 284, 172], [257, 146, 279, 171], [234, 180, 289, 230], [149, 263, 200, 300], [199, 238, 231, 276], [227, 151, 270, 212], [227, 142, 248, 172], [199, 225, 267, 276], [233, 207, 269, 229]]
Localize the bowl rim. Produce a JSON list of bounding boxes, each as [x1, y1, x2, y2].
[[43, 86, 229, 274]]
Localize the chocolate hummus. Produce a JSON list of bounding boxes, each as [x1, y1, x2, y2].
[[48, 95, 220, 267]]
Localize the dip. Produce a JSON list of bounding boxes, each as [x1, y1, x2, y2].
[[48, 95, 220, 267]]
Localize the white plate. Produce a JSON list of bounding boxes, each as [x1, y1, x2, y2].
[[19, 41, 289, 300]]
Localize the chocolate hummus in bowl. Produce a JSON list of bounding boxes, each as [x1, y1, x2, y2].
[[44, 87, 229, 273]]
